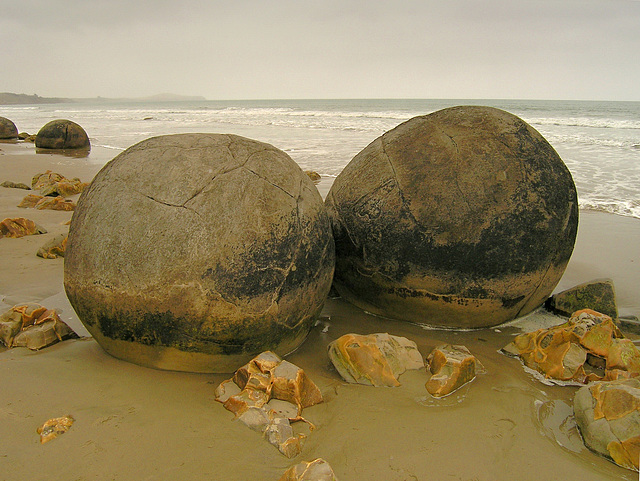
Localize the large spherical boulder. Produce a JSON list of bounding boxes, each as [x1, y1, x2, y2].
[[326, 106, 578, 329], [35, 119, 90, 150], [64, 133, 335, 372], [0, 117, 18, 139]]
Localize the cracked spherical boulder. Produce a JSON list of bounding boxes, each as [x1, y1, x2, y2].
[[35, 119, 90, 150], [64, 133, 335, 372], [326, 106, 578, 328], [0, 117, 18, 139]]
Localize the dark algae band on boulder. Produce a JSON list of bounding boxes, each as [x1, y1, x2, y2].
[[326, 106, 578, 329], [64, 133, 335, 372], [35, 119, 90, 150]]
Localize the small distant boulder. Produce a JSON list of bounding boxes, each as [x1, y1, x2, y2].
[[1, 181, 31, 190], [35, 119, 90, 150], [304, 171, 321, 184], [546, 279, 618, 320], [573, 378, 640, 472], [426, 344, 480, 397], [0, 117, 18, 139], [327, 332, 424, 387]]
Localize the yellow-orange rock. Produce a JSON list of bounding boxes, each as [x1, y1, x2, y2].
[[18, 194, 43, 208], [426, 344, 479, 397], [31, 170, 89, 197], [35, 196, 76, 211], [0, 218, 47, 238], [215, 351, 322, 458], [503, 309, 640, 384], [574, 378, 640, 471], [279, 458, 339, 481], [37, 415, 74, 444], [327, 333, 424, 387]]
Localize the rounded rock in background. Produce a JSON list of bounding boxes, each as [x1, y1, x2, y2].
[[0, 117, 18, 139], [326, 106, 578, 329], [64, 133, 335, 372], [35, 119, 90, 150]]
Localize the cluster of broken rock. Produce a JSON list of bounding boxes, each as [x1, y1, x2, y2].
[[0, 169, 88, 258]]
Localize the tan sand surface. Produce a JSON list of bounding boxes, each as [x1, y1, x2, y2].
[[1, 141, 638, 480]]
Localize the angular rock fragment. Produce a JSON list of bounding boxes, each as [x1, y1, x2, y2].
[[279, 458, 339, 481], [37, 234, 68, 259], [37, 415, 74, 444], [327, 333, 424, 387], [426, 344, 479, 397], [0, 217, 47, 238], [19, 194, 77, 211], [574, 378, 640, 471], [503, 309, 640, 384], [216, 351, 322, 458], [17, 194, 43, 208], [31, 170, 89, 197], [0, 303, 77, 349], [546, 278, 618, 320]]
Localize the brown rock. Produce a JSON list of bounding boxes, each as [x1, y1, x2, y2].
[[1, 181, 31, 190], [327, 333, 424, 387], [326, 106, 578, 329], [426, 344, 479, 397], [0, 303, 77, 349], [35, 196, 76, 211], [18, 194, 43, 208], [31, 170, 89, 197], [0, 218, 47, 238], [304, 171, 321, 184], [0, 117, 18, 139], [546, 278, 618, 320], [35, 119, 90, 150]]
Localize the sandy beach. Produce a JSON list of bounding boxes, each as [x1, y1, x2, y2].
[[1, 140, 639, 481]]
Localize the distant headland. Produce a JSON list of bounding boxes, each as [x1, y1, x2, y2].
[[0, 92, 207, 105]]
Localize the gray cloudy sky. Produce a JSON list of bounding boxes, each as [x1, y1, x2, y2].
[[2, 0, 639, 100]]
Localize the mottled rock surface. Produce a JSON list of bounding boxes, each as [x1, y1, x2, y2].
[[546, 278, 618, 320], [279, 458, 339, 481], [35, 119, 90, 150], [574, 378, 640, 471], [0, 117, 18, 139], [19, 194, 76, 211], [0, 217, 46, 238], [503, 309, 640, 384], [1, 181, 31, 190], [65, 134, 335, 372], [215, 351, 322, 458], [37, 415, 74, 444], [327, 332, 424, 387], [426, 344, 479, 397], [31, 170, 89, 196], [0, 303, 77, 350], [326, 106, 578, 328]]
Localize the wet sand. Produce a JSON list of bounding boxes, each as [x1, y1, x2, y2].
[[1, 141, 638, 480]]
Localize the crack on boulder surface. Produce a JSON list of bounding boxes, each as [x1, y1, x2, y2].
[[380, 138, 420, 228]]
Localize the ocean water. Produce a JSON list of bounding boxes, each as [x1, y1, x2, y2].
[[3, 98, 640, 218]]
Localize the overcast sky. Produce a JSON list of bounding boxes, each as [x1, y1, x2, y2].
[[1, 0, 639, 100]]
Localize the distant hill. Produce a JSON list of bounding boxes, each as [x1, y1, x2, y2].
[[0, 92, 72, 105], [0, 92, 206, 105]]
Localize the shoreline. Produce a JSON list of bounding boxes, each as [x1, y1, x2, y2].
[[1, 141, 638, 480]]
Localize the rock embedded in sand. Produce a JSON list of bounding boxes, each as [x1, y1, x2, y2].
[[573, 378, 640, 471], [64, 133, 335, 373], [546, 278, 618, 320], [0, 217, 47, 238], [215, 351, 322, 458], [326, 106, 578, 329], [35, 119, 90, 150], [327, 332, 424, 387], [19, 194, 76, 211], [503, 309, 640, 384], [426, 344, 480, 397], [279, 458, 339, 481], [31, 170, 89, 196], [37, 415, 75, 444], [0, 303, 77, 350], [0, 117, 18, 139], [37, 233, 68, 259], [1, 180, 31, 190]]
